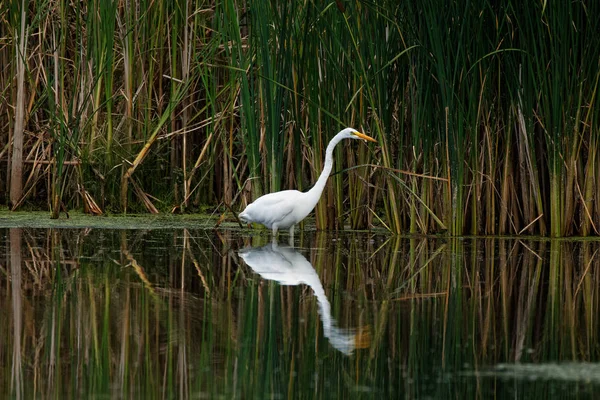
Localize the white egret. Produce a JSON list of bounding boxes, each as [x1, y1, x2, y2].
[[238, 128, 376, 240]]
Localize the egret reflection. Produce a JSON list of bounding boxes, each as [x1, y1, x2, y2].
[[239, 242, 369, 355]]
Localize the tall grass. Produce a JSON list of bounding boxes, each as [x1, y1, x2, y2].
[[1, 0, 599, 236]]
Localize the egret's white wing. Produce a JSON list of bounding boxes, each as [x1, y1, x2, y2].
[[240, 190, 300, 228]]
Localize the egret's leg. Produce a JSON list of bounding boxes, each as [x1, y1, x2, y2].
[[272, 226, 278, 245], [288, 225, 295, 247]]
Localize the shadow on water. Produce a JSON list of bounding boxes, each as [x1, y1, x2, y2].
[[1, 227, 600, 398]]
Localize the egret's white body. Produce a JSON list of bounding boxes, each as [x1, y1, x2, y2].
[[239, 243, 366, 355], [239, 128, 376, 240]]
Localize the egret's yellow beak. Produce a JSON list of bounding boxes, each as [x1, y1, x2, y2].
[[354, 131, 377, 143]]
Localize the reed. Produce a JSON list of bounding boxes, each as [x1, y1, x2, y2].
[[1, 0, 600, 236]]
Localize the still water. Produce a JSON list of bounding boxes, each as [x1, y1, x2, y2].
[[1, 227, 600, 398]]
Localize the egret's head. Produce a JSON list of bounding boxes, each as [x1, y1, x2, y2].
[[341, 127, 377, 143]]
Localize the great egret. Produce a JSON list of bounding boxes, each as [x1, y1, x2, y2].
[[238, 128, 376, 240], [239, 242, 370, 355]]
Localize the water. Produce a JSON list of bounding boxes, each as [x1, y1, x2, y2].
[[1, 227, 600, 398]]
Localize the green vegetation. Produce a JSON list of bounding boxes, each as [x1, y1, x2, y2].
[[1, 1, 599, 236]]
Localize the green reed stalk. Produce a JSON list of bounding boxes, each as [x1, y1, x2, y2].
[[87, 0, 118, 165], [3, 0, 600, 237], [344, 2, 403, 233], [581, 69, 600, 235], [421, 0, 465, 235], [50, 0, 88, 218], [517, 1, 575, 236], [121, 0, 135, 154], [102, 1, 117, 164], [220, 0, 262, 199], [253, 1, 297, 194], [409, 54, 437, 234]]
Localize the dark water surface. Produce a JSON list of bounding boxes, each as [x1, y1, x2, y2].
[[1, 227, 600, 398]]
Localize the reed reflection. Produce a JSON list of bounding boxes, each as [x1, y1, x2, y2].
[[1, 228, 600, 399], [239, 241, 369, 355], [9, 228, 23, 400]]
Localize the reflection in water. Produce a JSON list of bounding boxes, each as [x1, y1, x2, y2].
[[1, 228, 600, 399], [10, 229, 23, 400], [239, 242, 369, 355]]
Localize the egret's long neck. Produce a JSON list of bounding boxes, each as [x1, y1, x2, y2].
[[307, 133, 345, 200]]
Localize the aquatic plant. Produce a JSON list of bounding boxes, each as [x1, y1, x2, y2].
[[1, 0, 599, 236]]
